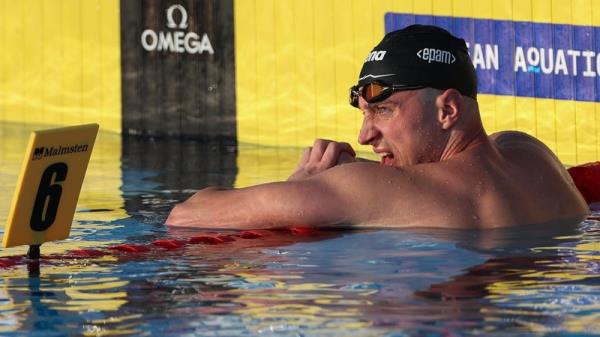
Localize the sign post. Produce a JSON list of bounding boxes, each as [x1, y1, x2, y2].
[[2, 124, 99, 260]]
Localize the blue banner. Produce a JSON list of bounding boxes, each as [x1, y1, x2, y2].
[[385, 13, 600, 102]]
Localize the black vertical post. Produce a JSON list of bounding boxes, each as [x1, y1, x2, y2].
[[27, 244, 41, 277], [27, 244, 41, 259], [120, 0, 236, 141]]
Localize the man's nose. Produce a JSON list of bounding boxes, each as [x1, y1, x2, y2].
[[358, 117, 380, 145]]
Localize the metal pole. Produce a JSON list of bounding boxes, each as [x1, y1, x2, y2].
[[27, 244, 41, 277], [27, 244, 41, 260]]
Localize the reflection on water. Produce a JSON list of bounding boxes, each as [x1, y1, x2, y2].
[[0, 122, 599, 336]]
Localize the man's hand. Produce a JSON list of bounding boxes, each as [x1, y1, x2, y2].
[[288, 139, 356, 181]]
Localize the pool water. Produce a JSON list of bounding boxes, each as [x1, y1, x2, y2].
[[1, 123, 600, 337]]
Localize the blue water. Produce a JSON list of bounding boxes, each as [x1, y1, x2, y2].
[[1, 127, 600, 336]]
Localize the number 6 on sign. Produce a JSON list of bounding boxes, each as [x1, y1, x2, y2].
[[30, 162, 68, 231], [2, 124, 99, 248]]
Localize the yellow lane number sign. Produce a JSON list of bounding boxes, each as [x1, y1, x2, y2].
[[2, 124, 99, 248]]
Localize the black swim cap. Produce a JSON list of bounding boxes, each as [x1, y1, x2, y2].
[[358, 24, 477, 99]]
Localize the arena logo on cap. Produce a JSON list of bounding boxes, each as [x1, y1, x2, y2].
[[140, 4, 214, 55], [385, 13, 600, 102], [417, 48, 456, 64], [365, 50, 387, 62]]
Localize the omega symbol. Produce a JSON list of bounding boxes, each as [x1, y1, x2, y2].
[[166, 4, 189, 29]]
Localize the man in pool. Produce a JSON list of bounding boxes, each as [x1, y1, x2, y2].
[[166, 24, 588, 229]]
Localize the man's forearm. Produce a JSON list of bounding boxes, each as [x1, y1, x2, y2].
[[166, 178, 350, 230], [166, 184, 297, 229], [166, 187, 239, 228]]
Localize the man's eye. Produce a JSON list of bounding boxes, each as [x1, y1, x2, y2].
[[375, 106, 392, 114]]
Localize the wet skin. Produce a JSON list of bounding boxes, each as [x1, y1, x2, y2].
[[166, 88, 588, 229]]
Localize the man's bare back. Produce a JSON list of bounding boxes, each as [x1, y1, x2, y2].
[[166, 24, 588, 230]]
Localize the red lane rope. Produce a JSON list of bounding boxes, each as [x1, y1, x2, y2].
[[568, 161, 600, 205], [0, 229, 314, 270], [188, 236, 226, 245]]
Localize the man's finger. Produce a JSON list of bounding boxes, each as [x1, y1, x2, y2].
[[338, 151, 356, 164], [309, 139, 329, 163], [338, 142, 356, 157], [321, 142, 342, 169], [299, 147, 311, 165]]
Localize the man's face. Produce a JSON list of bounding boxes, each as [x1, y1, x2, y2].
[[357, 89, 446, 167]]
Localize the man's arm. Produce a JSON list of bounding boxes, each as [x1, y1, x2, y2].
[[166, 139, 398, 229], [166, 166, 367, 229]]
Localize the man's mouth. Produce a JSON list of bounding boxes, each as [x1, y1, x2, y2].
[[378, 152, 395, 166]]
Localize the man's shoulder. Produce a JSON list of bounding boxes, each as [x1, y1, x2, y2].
[[308, 162, 463, 227], [316, 161, 405, 183], [312, 161, 428, 197], [490, 130, 542, 146], [314, 161, 449, 203], [489, 131, 557, 159]]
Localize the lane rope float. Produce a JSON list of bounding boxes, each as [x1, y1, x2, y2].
[[0, 228, 317, 269], [568, 161, 600, 205]]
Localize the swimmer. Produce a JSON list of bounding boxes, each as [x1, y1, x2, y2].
[[167, 24, 588, 229]]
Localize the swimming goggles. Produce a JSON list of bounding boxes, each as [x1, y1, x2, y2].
[[349, 81, 425, 108]]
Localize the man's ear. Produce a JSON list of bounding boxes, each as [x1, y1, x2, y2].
[[436, 89, 462, 130]]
